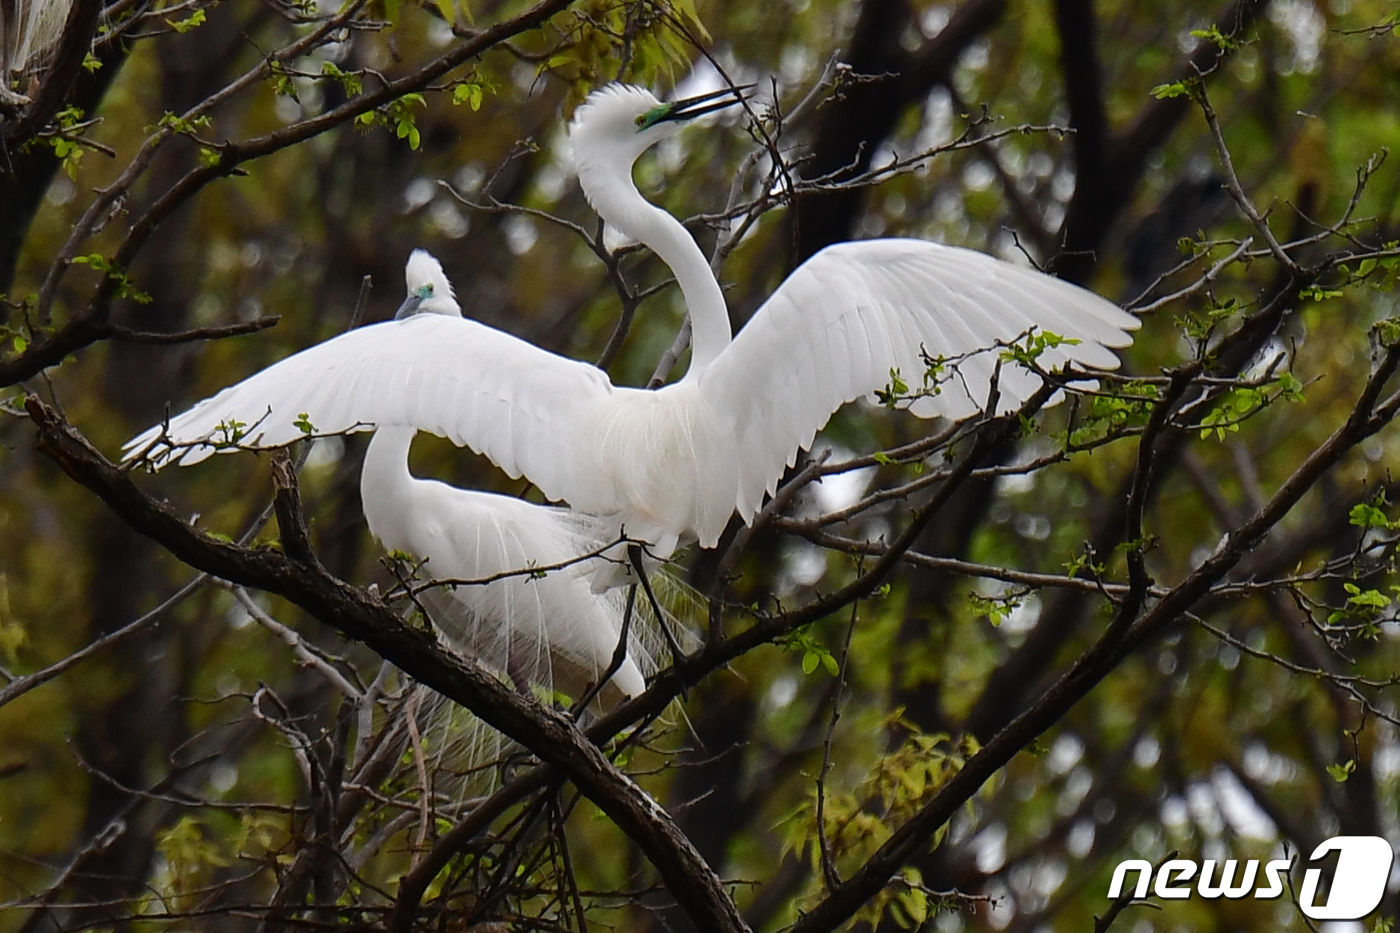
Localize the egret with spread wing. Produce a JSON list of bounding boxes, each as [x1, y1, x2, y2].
[[128, 83, 1139, 561], [131, 254, 681, 711]]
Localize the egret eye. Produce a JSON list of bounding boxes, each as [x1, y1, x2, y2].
[[415, 284, 434, 298]]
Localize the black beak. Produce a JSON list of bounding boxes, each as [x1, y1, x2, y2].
[[664, 83, 754, 123], [394, 294, 423, 320]]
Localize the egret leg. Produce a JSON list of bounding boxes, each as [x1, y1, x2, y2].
[[627, 543, 688, 667]]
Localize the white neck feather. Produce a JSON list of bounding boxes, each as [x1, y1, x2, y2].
[[576, 160, 731, 377], [361, 426, 417, 547]]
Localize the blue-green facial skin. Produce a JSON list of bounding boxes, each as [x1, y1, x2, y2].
[[414, 283, 434, 299], [634, 104, 672, 132]]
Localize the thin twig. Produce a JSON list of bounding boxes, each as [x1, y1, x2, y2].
[[815, 592, 860, 891], [232, 586, 363, 699], [1198, 86, 1300, 275]]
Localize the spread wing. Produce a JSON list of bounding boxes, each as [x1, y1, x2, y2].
[[700, 238, 1139, 518], [124, 314, 615, 506]]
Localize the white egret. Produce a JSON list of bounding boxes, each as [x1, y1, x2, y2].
[[128, 83, 1139, 563], [363, 425, 675, 709], [130, 252, 682, 710]]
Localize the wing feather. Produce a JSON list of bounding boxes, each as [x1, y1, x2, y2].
[[701, 238, 1138, 522], [124, 314, 615, 506]]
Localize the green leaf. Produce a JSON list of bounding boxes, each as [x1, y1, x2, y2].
[[899, 886, 927, 926], [802, 651, 819, 675], [1349, 502, 1392, 529], [452, 82, 485, 110], [1344, 583, 1389, 610], [167, 8, 207, 33], [268, 62, 298, 101], [52, 104, 84, 129], [1300, 285, 1344, 302], [1199, 403, 1241, 441], [320, 61, 362, 97], [156, 815, 231, 908], [876, 368, 909, 408], [1326, 759, 1355, 782], [1189, 25, 1238, 50], [384, 93, 426, 149], [215, 418, 247, 445]]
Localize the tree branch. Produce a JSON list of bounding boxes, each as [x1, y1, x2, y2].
[[24, 395, 750, 933], [786, 330, 1400, 933]]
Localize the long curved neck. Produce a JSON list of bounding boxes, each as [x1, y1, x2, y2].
[[579, 160, 730, 376], [361, 426, 416, 546]]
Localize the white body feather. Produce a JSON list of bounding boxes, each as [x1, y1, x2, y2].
[[362, 427, 661, 706], [2, 0, 75, 76]]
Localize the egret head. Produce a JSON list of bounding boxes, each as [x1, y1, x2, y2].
[[568, 84, 749, 190], [396, 249, 461, 319]]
